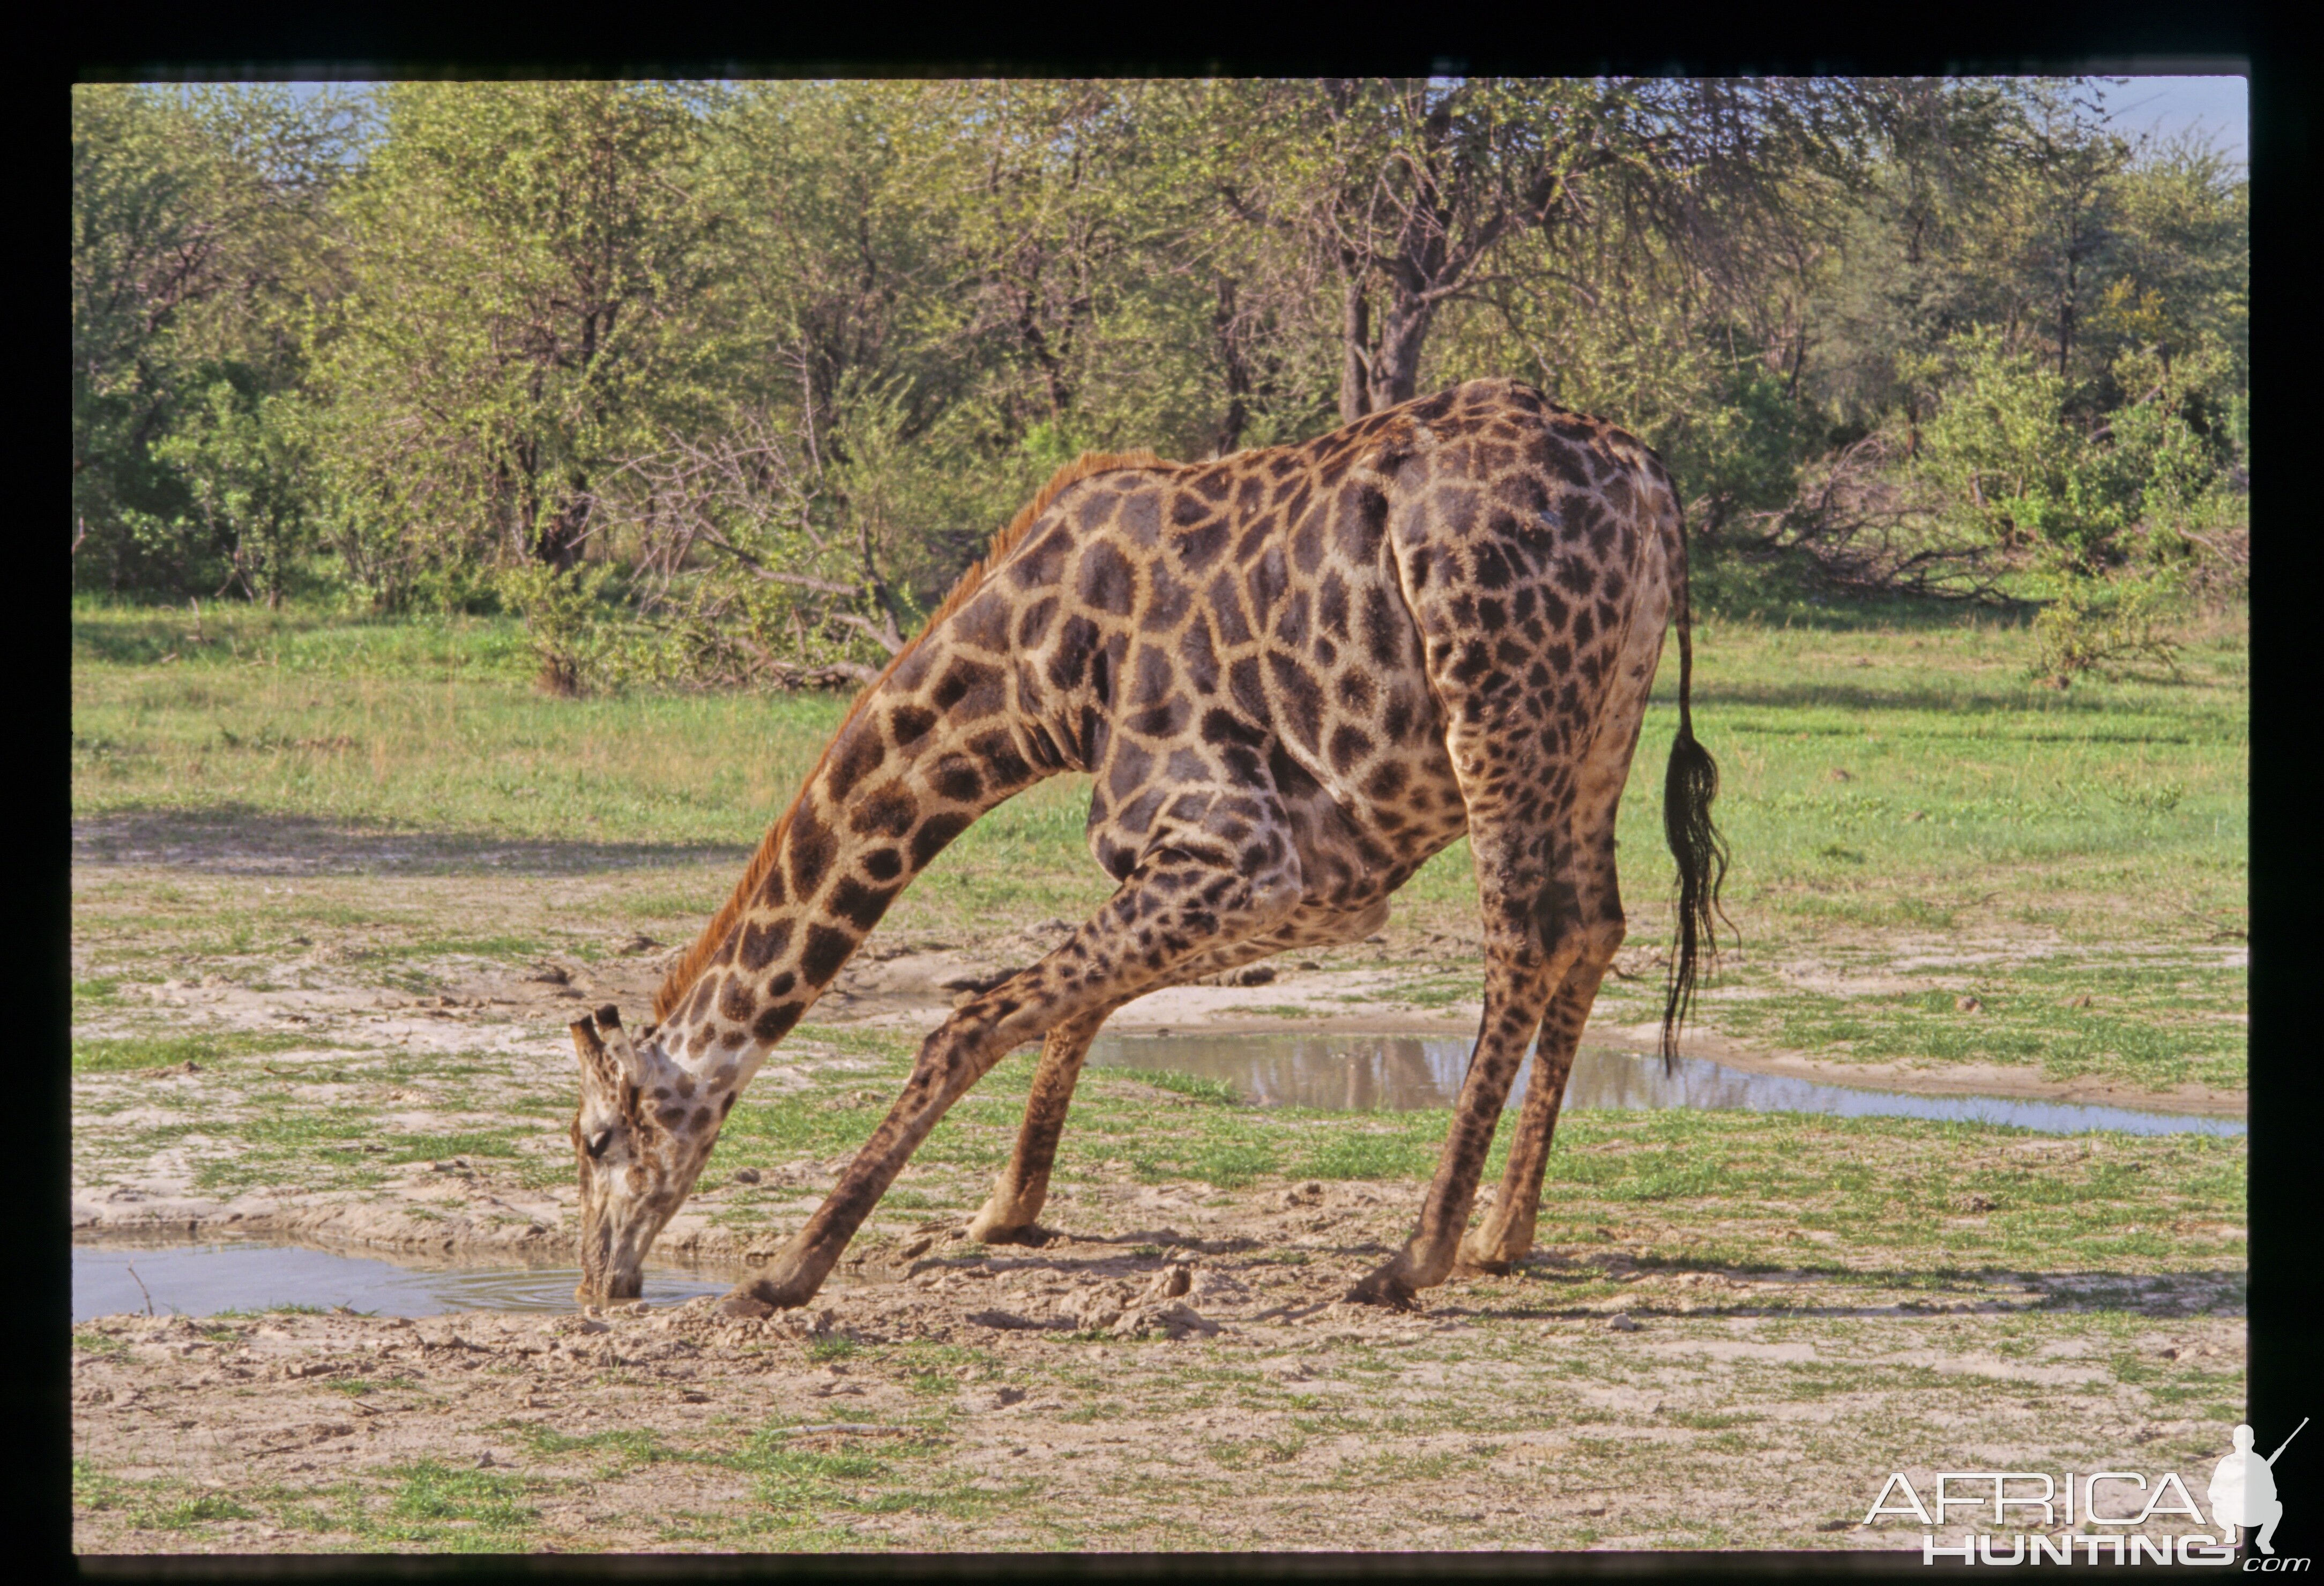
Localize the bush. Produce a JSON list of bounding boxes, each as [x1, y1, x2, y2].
[[494, 562, 623, 696], [2027, 565, 2184, 688]]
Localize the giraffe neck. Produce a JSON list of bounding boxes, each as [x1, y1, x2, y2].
[[652, 671, 1054, 1078]]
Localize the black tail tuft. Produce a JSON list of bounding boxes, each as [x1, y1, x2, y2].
[[1660, 510, 1730, 1071]]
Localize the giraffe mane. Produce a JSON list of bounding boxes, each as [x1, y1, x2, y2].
[[650, 446, 1172, 1024]]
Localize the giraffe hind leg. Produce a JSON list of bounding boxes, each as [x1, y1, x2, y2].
[[966, 1011, 1108, 1245], [966, 898, 1389, 1245]]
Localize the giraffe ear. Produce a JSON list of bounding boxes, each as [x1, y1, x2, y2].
[[592, 1006, 649, 1086], [569, 1017, 607, 1067]]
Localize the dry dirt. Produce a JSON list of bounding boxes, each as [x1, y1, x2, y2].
[[70, 839, 2248, 1553], [72, 1181, 2247, 1553]]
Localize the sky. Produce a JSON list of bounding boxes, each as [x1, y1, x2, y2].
[[2097, 73, 2247, 165]]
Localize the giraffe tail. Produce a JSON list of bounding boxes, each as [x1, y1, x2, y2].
[[1660, 500, 1730, 1070]]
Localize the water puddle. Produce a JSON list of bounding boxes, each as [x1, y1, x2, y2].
[[71, 1240, 728, 1324], [1088, 1033, 2245, 1137]]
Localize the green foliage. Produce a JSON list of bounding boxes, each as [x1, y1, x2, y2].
[[72, 85, 361, 594], [72, 77, 2246, 674], [2028, 566, 2185, 687], [1920, 327, 2132, 561], [152, 377, 321, 606], [494, 562, 624, 695], [1928, 323, 2235, 569]]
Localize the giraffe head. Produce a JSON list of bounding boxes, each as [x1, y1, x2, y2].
[[567, 1004, 722, 1305]]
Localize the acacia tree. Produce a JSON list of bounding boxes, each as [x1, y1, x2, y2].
[[1200, 78, 1873, 425], [309, 81, 715, 593], [72, 84, 355, 591]]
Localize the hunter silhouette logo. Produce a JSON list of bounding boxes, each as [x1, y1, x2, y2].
[[2211, 1418, 2304, 1557], [1861, 1421, 2308, 1566]]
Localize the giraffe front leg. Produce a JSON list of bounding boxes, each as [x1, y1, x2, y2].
[[720, 817, 1305, 1315], [967, 1010, 1109, 1245]]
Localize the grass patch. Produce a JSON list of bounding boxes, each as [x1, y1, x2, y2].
[[1105, 1067, 1241, 1106], [71, 1030, 332, 1075], [355, 1459, 541, 1549]]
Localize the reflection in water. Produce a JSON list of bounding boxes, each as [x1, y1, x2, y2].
[[70, 1240, 727, 1323], [1087, 1033, 2244, 1138]]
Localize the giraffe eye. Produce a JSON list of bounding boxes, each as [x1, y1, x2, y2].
[[586, 1129, 613, 1160]]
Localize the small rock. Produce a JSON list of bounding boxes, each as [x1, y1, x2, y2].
[[1190, 1269, 1251, 1306], [1151, 1300, 1220, 1338], [765, 1309, 835, 1342], [619, 934, 663, 956], [1606, 1313, 1642, 1333], [677, 1389, 710, 1404], [476, 1452, 497, 1468], [1904, 810, 1927, 823], [2066, 994, 2094, 1009], [969, 1309, 1051, 1332], [1955, 1193, 2000, 1213], [958, 1385, 1030, 1412], [1138, 1264, 1194, 1305], [1955, 995, 1983, 1014], [1828, 767, 1852, 782], [526, 965, 570, 985], [731, 1167, 763, 1186], [625, 1301, 651, 1316]]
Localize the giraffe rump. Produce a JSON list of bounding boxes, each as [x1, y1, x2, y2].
[[650, 447, 1168, 1024]]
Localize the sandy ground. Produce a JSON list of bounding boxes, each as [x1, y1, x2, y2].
[[68, 926, 2241, 1260], [72, 1177, 2247, 1553], [70, 839, 2249, 1553]]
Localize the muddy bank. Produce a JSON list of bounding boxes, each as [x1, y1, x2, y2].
[[70, 1188, 2247, 1553]]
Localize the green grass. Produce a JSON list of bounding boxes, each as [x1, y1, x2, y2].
[[71, 592, 2245, 1099], [695, 1023, 2248, 1282], [71, 1030, 336, 1075], [75, 593, 2239, 936]]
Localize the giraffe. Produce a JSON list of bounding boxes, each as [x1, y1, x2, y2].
[[565, 376, 1727, 1315]]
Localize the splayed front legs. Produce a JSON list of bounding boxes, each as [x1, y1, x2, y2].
[[720, 806, 1304, 1314]]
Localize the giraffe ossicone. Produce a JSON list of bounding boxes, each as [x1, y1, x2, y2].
[[563, 377, 1727, 1315]]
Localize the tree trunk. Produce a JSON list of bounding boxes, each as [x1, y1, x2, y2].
[[1367, 286, 1435, 412], [1212, 276, 1251, 456], [1338, 275, 1373, 424], [536, 478, 591, 572]]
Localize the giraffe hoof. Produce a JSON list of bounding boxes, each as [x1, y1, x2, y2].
[[716, 1286, 779, 1320], [1345, 1269, 1418, 1311], [1455, 1234, 1520, 1276], [970, 1223, 1056, 1248]]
